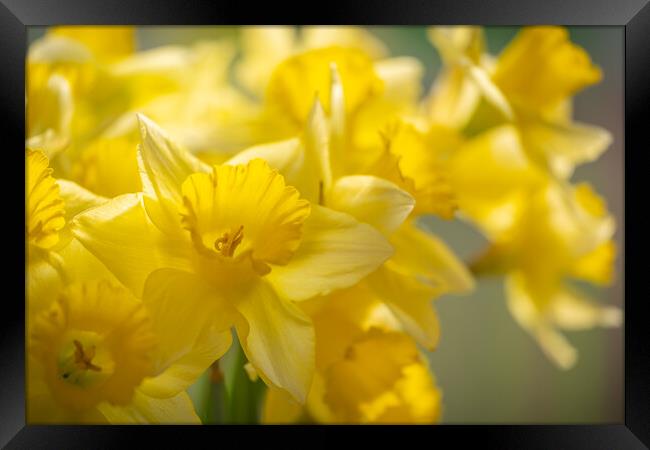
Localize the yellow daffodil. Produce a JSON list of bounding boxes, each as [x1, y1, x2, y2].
[[471, 180, 620, 369], [72, 114, 393, 402], [262, 289, 442, 424], [26, 148, 116, 314], [223, 44, 424, 159], [27, 279, 232, 423], [27, 148, 232, 423], [428, 26, 611, 179], [227, 71, 473, 351], [261, 54, 456, 220]]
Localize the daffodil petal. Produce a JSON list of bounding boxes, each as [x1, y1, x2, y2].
[[549, 287, 622, 330], [225, 138, 304, 178], [140, 269, 235, 383], [136, 114, 210, 207], [329, 175, 414, 236], [303, 99, 332, 203], [520, 120, 612, 179], [428, 67, 481, 129], [261, 386, 305, 424], [506, 274, 577, 370], [72, 193, 193, 297], [56, 179, 108, 247], [267, 204, 393, 301], [234, 279, 314, 403], [58, 180, 108, 222], [449, 125, 546, 237], [428, 26, 485, 64], [139, 322, 232, 399], [224, 137, 322, 206], [55, 238, 121, 286], [390, 221, 474, 294], [375, 57, 423, 106], [97, 389, 200, 424], [570, 240, 616, 285], [225, 101, 331, 205], [493, 26, 602, 113], [366, 265, 441, 349], [532, 323, 578, 370]]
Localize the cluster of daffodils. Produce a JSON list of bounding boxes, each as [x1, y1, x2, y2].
[[26, 26, 620, 424]]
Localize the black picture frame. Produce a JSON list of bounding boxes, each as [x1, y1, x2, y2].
[[3, 1, 648, 447]]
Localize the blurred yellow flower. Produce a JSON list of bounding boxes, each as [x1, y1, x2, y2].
[[428, 26, 611, 179], [447, 125, 547, 237], [471, 181, 620, 369]]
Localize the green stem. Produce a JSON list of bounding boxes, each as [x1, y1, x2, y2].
[[221, 335, 266, 424]]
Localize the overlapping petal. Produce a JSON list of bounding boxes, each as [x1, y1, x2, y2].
[[72, 193, 193, 297], [234, 279, 315, 402], [267, 204, 393, 301]]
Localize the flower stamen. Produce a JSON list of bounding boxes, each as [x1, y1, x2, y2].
[[214, 225, 244, 257], [72, 339, 102, 372]]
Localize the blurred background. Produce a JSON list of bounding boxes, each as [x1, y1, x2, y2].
[[28, 26, 624, 424]]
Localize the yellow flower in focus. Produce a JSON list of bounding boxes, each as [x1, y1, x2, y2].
[[228, 92, 473, 351], [262, 290, 442, 424], [72, 115, 393, 402], [471, 181, 620, 369], [428, 26, 612, 179]]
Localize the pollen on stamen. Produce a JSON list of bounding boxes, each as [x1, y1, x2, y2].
[[73, 339, 102, 372], [214, 225, 244, 257]]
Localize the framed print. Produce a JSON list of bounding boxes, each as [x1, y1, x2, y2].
[[2, 0, 649, 447]]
